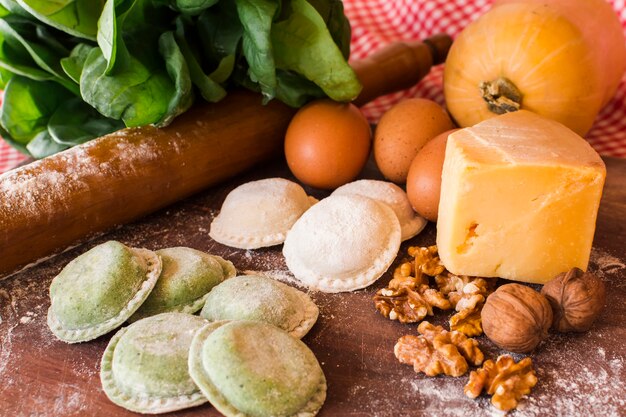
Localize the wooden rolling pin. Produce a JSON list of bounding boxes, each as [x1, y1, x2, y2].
[[0, 34, 452, 277]]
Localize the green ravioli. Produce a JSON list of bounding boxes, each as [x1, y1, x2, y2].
[[47, 240, 161, 343], [188, 320, 327, 417], [101, 312, 208, 413], [200, 274, 318, 338], [130, 247, 236, 322]]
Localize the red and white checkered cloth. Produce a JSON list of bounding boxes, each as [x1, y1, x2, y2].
[[1, 0, 625, 173], [345, 0, 626, 159]]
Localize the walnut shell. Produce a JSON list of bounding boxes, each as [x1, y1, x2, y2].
[[481, 284, 552, 353], [541, 268, 605, 333]]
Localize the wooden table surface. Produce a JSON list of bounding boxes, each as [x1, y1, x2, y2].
[[1, 157, 624, 417]]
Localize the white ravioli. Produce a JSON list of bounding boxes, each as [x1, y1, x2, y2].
[[283, 194, 401, 293], [209, 178, 316, 249], [332, 179, 427, 241]]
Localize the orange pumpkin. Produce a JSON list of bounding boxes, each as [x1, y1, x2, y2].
[[444, 1, 626, 136], [497, 0, 626, 106]]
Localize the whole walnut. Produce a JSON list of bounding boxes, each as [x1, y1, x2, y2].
[[481, 284, 552, 353], [541, 268, 606, 333]]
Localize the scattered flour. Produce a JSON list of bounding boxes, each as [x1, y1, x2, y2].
[[0, 172, 624, 416], [17, 311, 37, 325], [589, 247, 626, 280], [243, 269, 302, 287], [0, 242, 83, 282]]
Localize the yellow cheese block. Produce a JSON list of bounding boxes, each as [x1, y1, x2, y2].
[[436, 110, 606, 284]]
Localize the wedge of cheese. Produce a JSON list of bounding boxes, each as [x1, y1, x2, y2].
[[436, 110, 606, 284]]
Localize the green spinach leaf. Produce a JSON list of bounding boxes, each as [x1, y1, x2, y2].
[[235, 0, 277, 100], [169, 0, 219, 15], [0, 75, 73, 144], [305, 0, 350, 58], [15, 0, 105, 40], [0, 0, 361, 158], [157, 31, 194, 126], [0, 19, 59, 81], [0, 16, 78, 93], [272, 0, 360, 102], [80, 47, 175, 127], [0, 65, 13, 87], [26, 129, 68, 158], [60, 43, 94, 83], [83, 0, 191, 127], [34, 25, 72, 56], [275, 68, 324, 107], [197, 1, 242, 64], [48, 97, 124, 145], [0, 124, 30, 155], [174, 17, 230, 102], [97, 0, 119, 74], [0, 0, 30, 17]]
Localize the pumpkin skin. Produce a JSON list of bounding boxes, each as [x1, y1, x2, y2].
[[444, 2, 609, 136], [496, 0, 626, 106]]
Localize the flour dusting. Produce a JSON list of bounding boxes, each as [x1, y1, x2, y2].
[[0, 171, 624, 416], [589, 247, 625, 280], [16, 310, 39, 325], [243, 269, 302, 287]]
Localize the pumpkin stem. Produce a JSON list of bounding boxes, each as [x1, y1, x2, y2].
[[479, 77, 522, 114]]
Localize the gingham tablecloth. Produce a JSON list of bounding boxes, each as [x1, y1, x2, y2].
[[1, 0, 625, 173]]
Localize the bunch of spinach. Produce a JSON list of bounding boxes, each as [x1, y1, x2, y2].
[[0, 0, 360, 158]]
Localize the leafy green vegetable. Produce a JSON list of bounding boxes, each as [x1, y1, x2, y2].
[[0, 70, 123, 158], [47, 97, 124, 145], [158, 31, 194, 126], [97, 0, 119, 74], [235, 0, 278, 100], [0, 0, 360, 158], [80, 47, 176, 127], [306, 0, 351, 59], [60, 43, 94, 83], [0, 65, 13, 87], [26, 129, 68, 158], [0, 20, 59, 81], [82, 0, 192, 127], [0, 75, 73, 143], [0, 15, 78, 93], [0, 0, 29, 17], [121, 0, 170, 35], [174, 17, 229, 102], [274, 69, 324, 107], [15, 0, 105, 40], [0, 124, 29, 154], [272, 0, 360, 101], [34, 25, 72, 56], [197, 0, 242, 61], [167, 0, 219, 15]]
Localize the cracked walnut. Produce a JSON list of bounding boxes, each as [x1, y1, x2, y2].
[[464, 355, 538, 411], [394, 321, 484, 377]]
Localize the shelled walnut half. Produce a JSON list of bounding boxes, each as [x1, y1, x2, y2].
[[374, 286, 451, 323], [373, 245, 496, 332], [464, 355, 538, 411], [374, 246, 451, 323], [435, 273, 497, 336], [394, 321, 484, 377]]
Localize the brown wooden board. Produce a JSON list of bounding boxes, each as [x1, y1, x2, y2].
[[1, 157, 624, 417]]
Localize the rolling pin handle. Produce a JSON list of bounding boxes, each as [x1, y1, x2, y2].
[[423, 33, 454, 66], [351, 33, 452, 107]]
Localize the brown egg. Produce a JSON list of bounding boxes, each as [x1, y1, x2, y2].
[[374, 98, 454, 183], [284, 99, 371, 190], [406, 129, 459, 222]]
